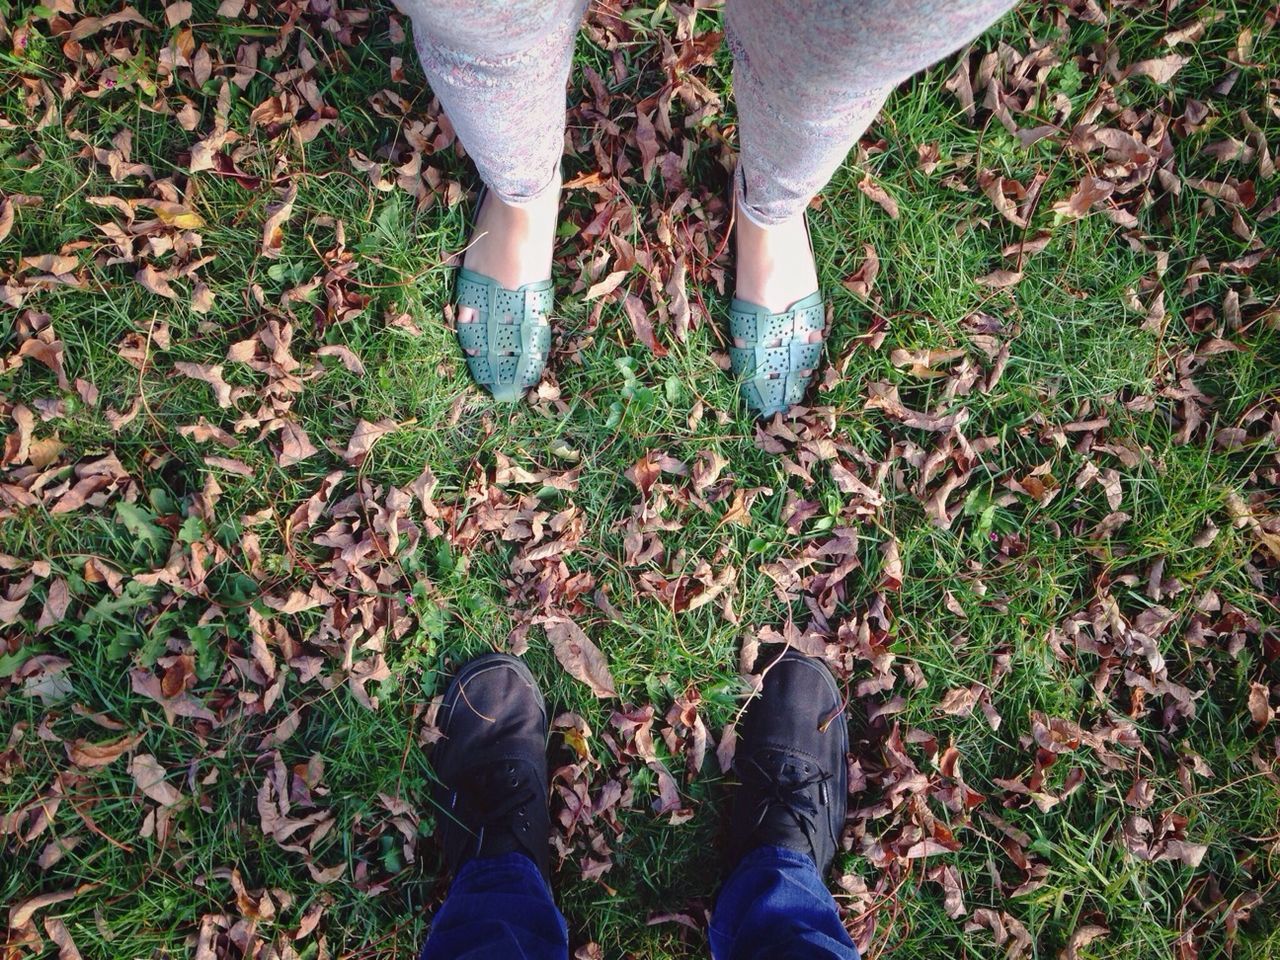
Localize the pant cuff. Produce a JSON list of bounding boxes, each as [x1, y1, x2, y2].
[[486, 163, 563, 208], [735, 167, 796, 227]]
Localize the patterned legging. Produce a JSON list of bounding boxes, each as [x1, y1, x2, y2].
[[393, 0, 1015, 225]]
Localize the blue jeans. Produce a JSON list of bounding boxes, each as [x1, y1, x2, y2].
[[419, 847, 860, 960]]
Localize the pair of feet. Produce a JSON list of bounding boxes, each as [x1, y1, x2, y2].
[[456, 180, 823, 414], [433, 648, 847, 885]]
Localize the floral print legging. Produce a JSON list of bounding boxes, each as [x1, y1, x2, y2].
[[393, 0, 1015, 226]]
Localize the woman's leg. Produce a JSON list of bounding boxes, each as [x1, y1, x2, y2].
[[396, 0, 586, 207], [397, 0, 585, 291], [395, 0, 587, 397], [728, 0, 1015, 310]]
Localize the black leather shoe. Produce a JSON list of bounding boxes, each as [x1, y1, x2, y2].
[[433, 653, 552, 882], [727, 648, 848, 875]]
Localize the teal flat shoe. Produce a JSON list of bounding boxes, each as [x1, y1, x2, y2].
[[455, 267, 553, 402], [728, 290, 824, 418]]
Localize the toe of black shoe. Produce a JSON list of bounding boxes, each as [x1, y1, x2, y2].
[[435, 653, 548, 782]]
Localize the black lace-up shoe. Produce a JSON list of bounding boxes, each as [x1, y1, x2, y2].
[[433, 653, 552, 882], [727, 648, 848, 875]]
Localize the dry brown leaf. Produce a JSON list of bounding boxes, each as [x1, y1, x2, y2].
[[173, 362, 233, 408], [1052, 177, 1115, 219], [342, 418, 398, 466], [277, 420, 319, 468], [317, 344, 366, 375], [191, 282, 215, 314], [1248, 682, 1272, 728], [66, 733, 143, 769], [585, 269, 628, 301], [841, 244, 879, 299], [136, 264, 178, 299], [19, 338, 70, 388], [858, 175, 900, 219], [165, 1, 193, 26], [129, 754, 182, 807], [623, 293, 667, 357], [938, 686, 979, 717], [0, 197, 13, 243], [975, 268, 1024, 289], [69, 7, 149, 40], [542, 617, 616, 699], [29, 436, 67, 469], [1127, 54, 1187, 83], [261, 182, 298, 259], [44, 917, 84, 960], [22, 254, 78, 275], [9, 888, 78, 930], [204, 456, 254, 477], [36, 576, 71, 629], [1059, 924, 1109, 960]]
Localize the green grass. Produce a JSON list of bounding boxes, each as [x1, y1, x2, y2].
[[2, 1, 1278, 958]]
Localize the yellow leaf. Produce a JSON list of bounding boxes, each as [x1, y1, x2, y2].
[[153, 202, 205, 228]]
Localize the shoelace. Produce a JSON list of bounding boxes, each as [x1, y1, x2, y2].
[[452, 760, 539, 850], [744, 754, 832, 859]]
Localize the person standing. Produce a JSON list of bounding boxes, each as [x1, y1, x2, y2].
[[394, 0, 1015, 415], [419, 648, 858, 960]]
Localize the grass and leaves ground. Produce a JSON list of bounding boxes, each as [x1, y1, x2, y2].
[[2, 1, 1278, 958]]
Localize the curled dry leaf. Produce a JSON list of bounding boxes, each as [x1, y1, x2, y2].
[[66, 732, 143, 768], [542, 617, 617, 699], [173, 362, 233, 408], [136, 264, 178, 299], [1126, 53, 1187, 83], [1059, 924, 1109, 960], [342, 418, 398, 466], [1248, 682, 1272, 728], [277, 420, 319, 468], [0, 196, 14, 242], [623, 292, 667, 357], [261, 182, 298, 259], [841, 244, 879, 299], [975, 268, 1024, 289], [9, 888, 79, 933], [1052, 177, 1115, 219], [43, 917, 84, 960], [858, 175, 900, 219], [129, 753, 182, 807], [317, 344, 366, 375]]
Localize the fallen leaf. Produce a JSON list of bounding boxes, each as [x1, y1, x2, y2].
[[173, 362, 233, 408], [542, 617, 616, 699], [342, 418, 398, 466], [317, 344, 366, 375], [859, 175, 900, 219], [976, 268, 1024, 289], [66, 732, 142, 768], [9, 888, 78, 930], [261, 182, 298, 259], [1127, 54, 1187, 83], [623, 293, 667, 357], [44, 918, 84, 960], [1248, 682, 1272, 728], [277, 420, 319, 467], [129, 754, 182, 806], [136, 264, 178, 299]]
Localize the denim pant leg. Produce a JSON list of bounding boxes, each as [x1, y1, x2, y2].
[[419, 853, 569, 960], [709, 846, 861, 960]]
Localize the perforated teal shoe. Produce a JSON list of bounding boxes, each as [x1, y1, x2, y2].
[[455, 268, 553, 402], [728, 290, 825, 418]]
